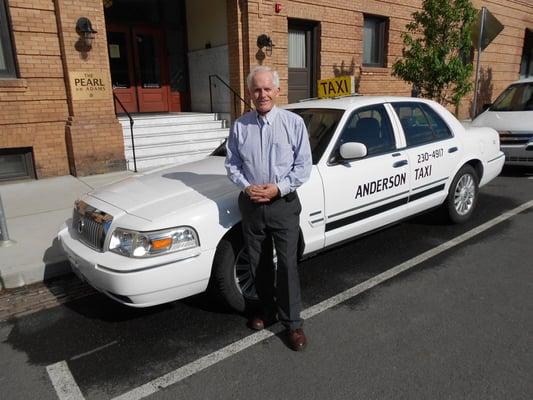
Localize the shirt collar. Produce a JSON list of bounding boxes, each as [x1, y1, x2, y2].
[[256, 106, 279, 125]]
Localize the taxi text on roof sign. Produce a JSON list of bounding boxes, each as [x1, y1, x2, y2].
[[317, 76, 355, 98]]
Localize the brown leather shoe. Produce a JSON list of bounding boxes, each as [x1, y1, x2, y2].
[[248, 315, 276, 331], [287, 328, 307, 351]]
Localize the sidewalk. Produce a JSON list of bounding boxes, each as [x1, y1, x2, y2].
[[0, 170, 134, 290]]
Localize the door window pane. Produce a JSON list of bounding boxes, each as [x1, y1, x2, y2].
[[137, 34, 161, 88], [288, 30, 306, 68], [0, 0, 16, 78], [108, 32, 131, 88], [363, 16, 387, 67], [393, 103, 435, 146], [339, 104, 395, 156]]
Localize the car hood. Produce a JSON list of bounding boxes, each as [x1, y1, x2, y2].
[[472, 110, 533, 132], [88, 156, 237, 221]]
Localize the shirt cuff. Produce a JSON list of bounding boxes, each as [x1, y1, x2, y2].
[[277, 180, 291, 197]]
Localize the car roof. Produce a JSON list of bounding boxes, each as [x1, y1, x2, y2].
[[282, 95, 435, 111], [510, 76, 533, 85]]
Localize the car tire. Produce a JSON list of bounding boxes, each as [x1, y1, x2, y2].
[[445, 164, 479, 224], [209, 229, 259, 312]]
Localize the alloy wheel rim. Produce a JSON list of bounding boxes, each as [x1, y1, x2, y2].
[[453, 174, 475, 216], [234, 248, 258, 299]]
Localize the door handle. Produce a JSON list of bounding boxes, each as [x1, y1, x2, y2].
[[393, 160, 408, 168], [448, 146, 458, 153]]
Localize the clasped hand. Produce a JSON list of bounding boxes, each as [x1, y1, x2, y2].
[[245, 184, 279, 203]]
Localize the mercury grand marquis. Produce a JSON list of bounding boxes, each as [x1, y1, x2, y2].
[[58, 96, 505, 311]]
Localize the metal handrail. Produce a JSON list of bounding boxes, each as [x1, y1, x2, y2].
[[113, 93, 137, 173], [209, 74, 251, 117]]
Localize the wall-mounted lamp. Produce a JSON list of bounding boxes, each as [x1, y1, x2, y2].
[[76, 17, 97, 50], [257, 34, 274, 57]]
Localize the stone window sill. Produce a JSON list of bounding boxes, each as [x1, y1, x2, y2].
[[0, 78, 28, 92], [361, 66, 389, 75]]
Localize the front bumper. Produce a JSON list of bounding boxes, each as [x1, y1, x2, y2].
[[501, 144, 533, 166], [58, 224, 215, 307]]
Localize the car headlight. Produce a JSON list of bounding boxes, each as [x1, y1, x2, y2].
[[108, 226, 199, 258]]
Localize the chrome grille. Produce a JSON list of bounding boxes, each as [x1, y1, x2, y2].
[[499, 133, 533, 145], [72, 201, 113, 251]]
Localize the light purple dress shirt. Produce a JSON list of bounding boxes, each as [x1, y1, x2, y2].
[[225, 106, 312, 197]]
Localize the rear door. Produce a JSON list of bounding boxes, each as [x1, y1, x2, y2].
[[390, 102, 459, 208]]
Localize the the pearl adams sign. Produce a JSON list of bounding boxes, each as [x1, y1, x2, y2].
[[69, 71, 109, 100]]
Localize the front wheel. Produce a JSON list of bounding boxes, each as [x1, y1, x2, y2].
[[445, 164, 479, 224], [209, 230, 259, 312]]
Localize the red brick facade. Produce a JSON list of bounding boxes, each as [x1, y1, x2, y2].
[[228, 0, 533, 118], [1, 0, 532, 179]]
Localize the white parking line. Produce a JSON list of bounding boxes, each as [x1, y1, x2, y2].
[[70, 341, 118, 361], [46, 361, 85, 400], [47, 199, 533, 400]]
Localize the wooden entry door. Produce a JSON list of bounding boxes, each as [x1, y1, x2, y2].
[[288, 20, 318, 103], [108, 25, 169, 113], [108, 26, 137, 112], [132, 27, 168, 112]]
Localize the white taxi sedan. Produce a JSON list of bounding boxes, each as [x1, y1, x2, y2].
[[58, 96, 505, 311]]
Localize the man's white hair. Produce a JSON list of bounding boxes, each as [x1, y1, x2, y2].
[[246, 66, 280, 90]]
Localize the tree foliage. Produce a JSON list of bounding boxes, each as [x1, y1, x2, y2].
[[392, 0, 476, 108]]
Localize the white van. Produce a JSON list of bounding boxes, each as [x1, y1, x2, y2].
[[471, 77, 533, 166]]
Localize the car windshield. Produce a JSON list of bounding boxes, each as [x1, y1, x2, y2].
[[212, 108, 345, 164], [490, 82, 533, 112]]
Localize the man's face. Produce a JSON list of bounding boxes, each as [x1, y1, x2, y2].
[[249, 71, 280, 115]]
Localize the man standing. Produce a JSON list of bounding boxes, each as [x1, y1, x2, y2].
[[225, 66, 312, 351]]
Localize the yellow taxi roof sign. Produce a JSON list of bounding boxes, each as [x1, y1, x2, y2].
[[317, 76, 355, 99]]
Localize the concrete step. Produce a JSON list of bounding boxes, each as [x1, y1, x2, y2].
[[126, 150, 216, 170], [121, 112, 228, 170], [123, 120, 226, 135], [118, 113, 220, 127], [124, 128, 229, 146], [125, 137, 225, 158]]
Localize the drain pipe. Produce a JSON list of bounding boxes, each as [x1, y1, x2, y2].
[[0, 193, 14, 247]]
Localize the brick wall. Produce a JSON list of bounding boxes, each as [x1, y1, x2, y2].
[[0, 0, 124, 179], [227, 0, 533, 119], [0, 0, 69, 177]]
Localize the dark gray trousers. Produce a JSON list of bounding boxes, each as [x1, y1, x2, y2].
[[238, 191, 303, 330]]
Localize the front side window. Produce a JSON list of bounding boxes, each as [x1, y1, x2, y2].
[[0, 0, 16, 78], [337, 104, 395, 156], [490, 82, 533, 112], [363, 15, 387, 67], [392, 102, 452, 146]]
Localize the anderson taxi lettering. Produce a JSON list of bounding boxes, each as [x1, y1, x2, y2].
[[355, 172, 406, 199]]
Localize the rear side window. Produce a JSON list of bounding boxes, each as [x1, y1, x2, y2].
[[336, 104, 396, 156], [392, 102, 452, 146]]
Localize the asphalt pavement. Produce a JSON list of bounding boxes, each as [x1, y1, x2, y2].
[[0, 167, 532, 400]]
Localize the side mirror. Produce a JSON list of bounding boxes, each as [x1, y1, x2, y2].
[[339, 142, 367, 160]]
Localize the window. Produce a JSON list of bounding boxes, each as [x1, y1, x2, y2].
[[392, 102, 453, 146], [490, 82, 533, 112], [363, 15, 387, 67], [519, 29, 533, 79], [288, 30, 306, 68], [0, 0, 16, 78], [337, 104, 395, 156], [0, 148, 36, 181]]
